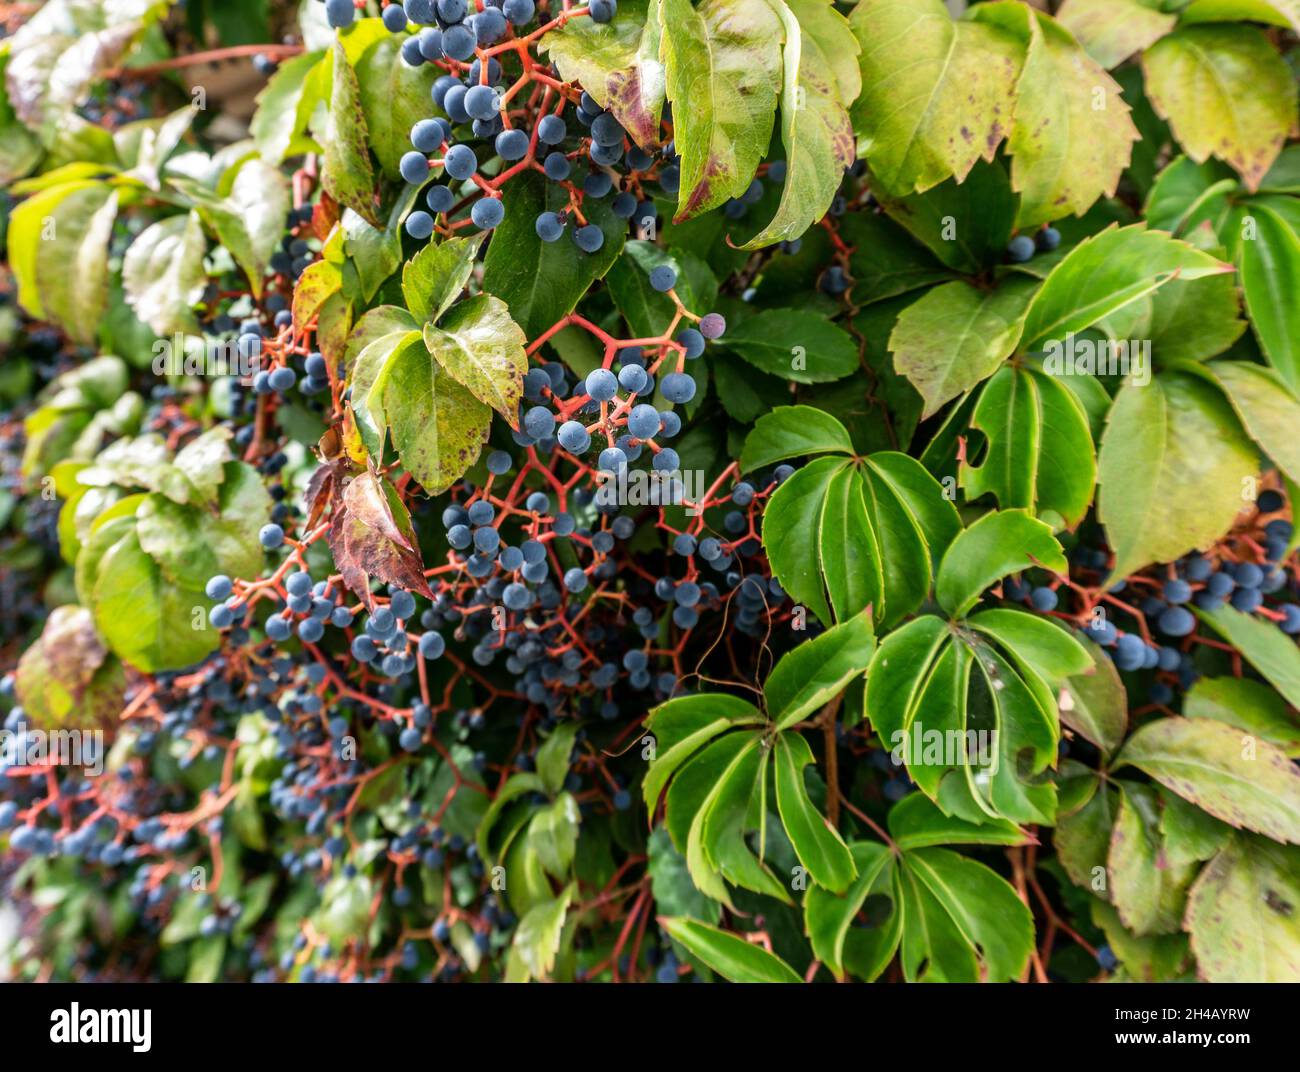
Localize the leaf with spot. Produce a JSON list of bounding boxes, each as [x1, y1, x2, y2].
[[1143, 25, 1297, 192], [541, 0, 665, 150], [327, 468, 434, 607], [1117, 716, 1300, 845], [422, 295, 528, 426], [321, 41, 379, 227], [658, 0, 783, 221], [1185, 833, 1300, 982], [888, 277, 1037, 419], [971, 3, 1139, 229], [741, 0, 858, 249], [15, 604, 124, 730]]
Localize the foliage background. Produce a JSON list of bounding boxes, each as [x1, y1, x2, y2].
[[1, 0, 1299, 983]]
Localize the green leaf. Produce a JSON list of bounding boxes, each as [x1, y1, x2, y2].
[[886, 792, 1028, 851], [647, 826, 721, 924], [321, 41, 378, 227], [1020, 224, 1231, 349], [723, 308, 860, 383], [959, 365, 1096, 527], [249, 49, 327, 165], [1201, 360, 1300, 486], [1098, 372, 1258, 581], [840, 211, 952, 305], [31, 182, 117, 345], [774, 732, 857, 888], [511, 884, 574, 981], [659, 916, 802, 982], [1117, 716, 1300, 845], [742, 0, 857, 248], [762, 452, 957, 628], [658, 0, 783, 221], [1237, 203, 1300, 393], [935, 509, 1067, 619], [1185, 834, 1300, 982], [402, 233, 485, 325], [1144, 269, 1246, 363], [122, 211, 208, 337], [1195, 603, 1300, 711], [873, 158, 1018, 274], [15, 604, 123, 730], [422, 295, 527, 425], [88, 525, 215, 673], [1143, 154, 1237, 235], [1185, 677, 1300, 757], [888, 277, 1037, 419], [972, 3, 1138, 229], [866, 611, 1064, 825], [1108, 782, 1197, 935], [896, 846, 1034, 982], [643, 692, 763, 810], [1054, 770, 1115, 894], [1056, 0, 1176, 69], [848, 0, 1021, 197], [1142, 25, 1297, 191], [541, 0, 665, 150], [528, 792, 581, 878], [804, 840, 896, 979], [355, 31, 438, 180], [481, 170, 625, 338], [536, 721, 580, 797], [764, 606, 875, 730], [377, 332, 493, 494], [1060, 634, 1128, 757], [739, 405, 853, 473]]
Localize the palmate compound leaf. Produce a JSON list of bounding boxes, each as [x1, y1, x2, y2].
[[756, 421, 960, 627], [646, 613, 876, 904], [806, 816, 1035, 982], [957, 364, 1096, 529], [657, 0, 783, 222], [327, 468, 434, 607], [541, 0, 665, 151], [865, 607, 1089, 826], [69, 450, 271, 673], [1098, 371, 1258, 582]]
